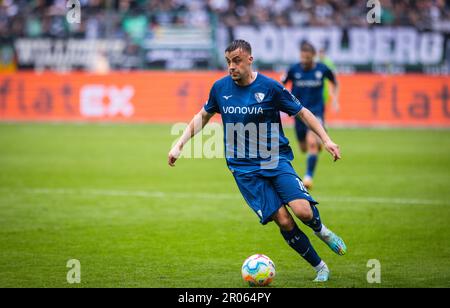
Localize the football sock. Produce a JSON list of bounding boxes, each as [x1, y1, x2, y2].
[[302, 204, 323, 233], [306, 154, 318, 178], [280, 224, 322, 267], [316, 224, 330, 238], [314, 260, 328, 272]]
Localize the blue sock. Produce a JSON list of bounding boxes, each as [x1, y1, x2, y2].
[[302, 204, 323, 233], [306, 154, 318, 178], [280, 225, 322, 267]]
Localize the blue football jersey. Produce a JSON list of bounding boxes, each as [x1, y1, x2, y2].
[[204, 73, 303, 172], [283, 62, 336, 116]]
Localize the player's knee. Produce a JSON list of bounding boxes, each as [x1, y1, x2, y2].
[[291, 201, 313, 221], [299, 208, 313, 221], [307, 140, 319, 154], [279, 217, 295, 231], [306, 133, 319, 149], [274, 211, 295, 231]]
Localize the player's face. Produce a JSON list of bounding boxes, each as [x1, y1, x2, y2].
[[300, 50, 315, 68], [225, 49, 253, 82]]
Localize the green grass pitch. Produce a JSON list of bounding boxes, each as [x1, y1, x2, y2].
[[0, 123, 449, 288]]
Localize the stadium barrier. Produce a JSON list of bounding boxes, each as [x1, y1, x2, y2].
[[0, 72, 449, 127]]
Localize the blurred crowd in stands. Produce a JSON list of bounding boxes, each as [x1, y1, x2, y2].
[[1, 0, 449, 40]]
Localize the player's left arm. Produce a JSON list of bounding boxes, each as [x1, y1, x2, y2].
[[297, 108, 341, 161], [325, 67, 340, 112]]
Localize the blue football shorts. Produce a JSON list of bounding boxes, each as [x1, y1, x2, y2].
[[230, 161, 318, 225]]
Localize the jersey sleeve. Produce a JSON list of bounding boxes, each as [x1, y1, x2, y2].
[[324, 65, 337, 85], [273, 82, 303, 116], [281, 66, 293, 84], [203, 84, 220, 114]]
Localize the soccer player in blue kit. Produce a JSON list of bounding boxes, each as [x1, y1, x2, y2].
[[282, 42, 339, 190], [168, 40, 346, 282]]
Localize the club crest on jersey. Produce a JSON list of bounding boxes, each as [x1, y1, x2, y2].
[[315, 71, 323, 80], [255, 92, 265, 103]]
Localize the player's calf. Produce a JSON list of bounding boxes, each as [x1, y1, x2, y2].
[[273, 207, 324, 270], [272, 206, 297, 231], [289, 200, 347, 256], [289, 200, 322, 232]]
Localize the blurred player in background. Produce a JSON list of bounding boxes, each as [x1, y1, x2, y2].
[[318, 47, 338, 109], [282, 42, 339, 190]]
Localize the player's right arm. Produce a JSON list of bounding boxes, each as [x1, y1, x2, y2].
[[168, 108, 214, 167]]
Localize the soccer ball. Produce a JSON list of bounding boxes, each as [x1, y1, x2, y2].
[[241, 254, 276, 287]]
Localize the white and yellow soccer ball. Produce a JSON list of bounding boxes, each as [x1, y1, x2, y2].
[[241, 254, 276, 287]]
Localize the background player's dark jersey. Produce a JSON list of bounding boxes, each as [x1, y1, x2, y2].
[[204, 73, 303, 172], [283, 62, 336, 116]]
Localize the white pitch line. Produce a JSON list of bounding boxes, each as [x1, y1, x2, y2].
[[4, 187, 449, 206]]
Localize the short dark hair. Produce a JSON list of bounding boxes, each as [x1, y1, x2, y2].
[[300, 41, 316, 54], [225, 40, 252, 55]]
